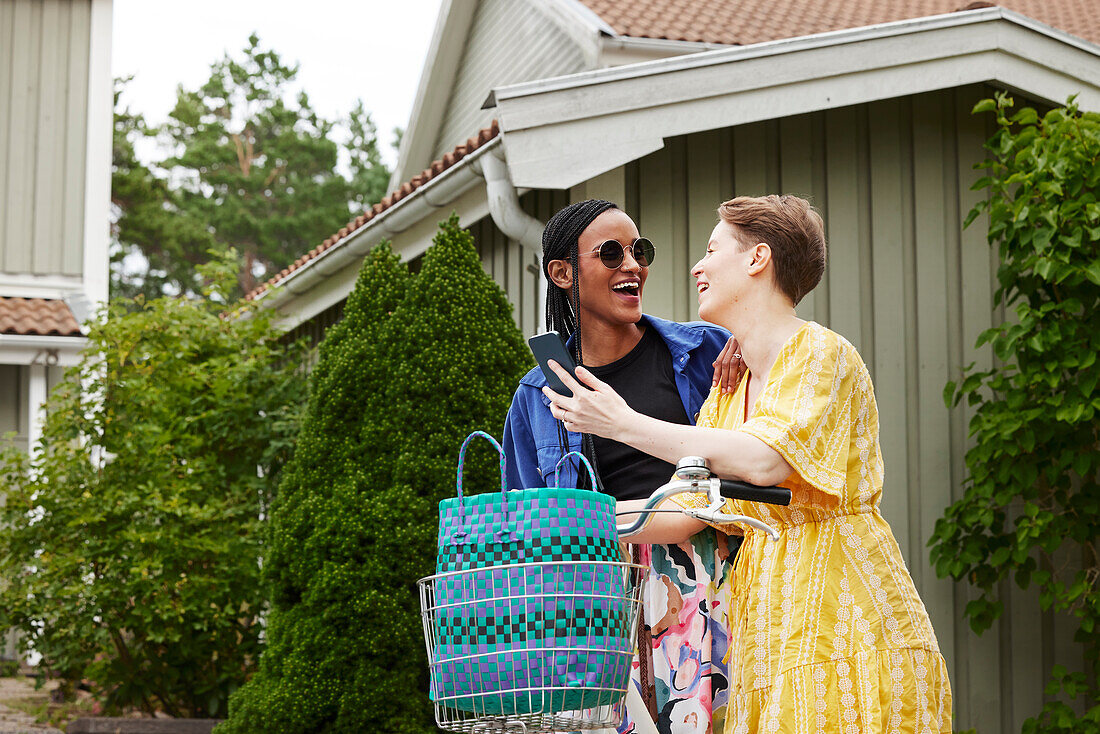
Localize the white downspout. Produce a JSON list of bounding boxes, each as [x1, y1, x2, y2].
[[471, 147, 547, 333], [27, 362, 48, 459]]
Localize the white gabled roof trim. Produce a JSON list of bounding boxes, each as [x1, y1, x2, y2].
[[490, 6, 1100, 190], [389, 0, 479, 190], [490, 7, 1100, 104]]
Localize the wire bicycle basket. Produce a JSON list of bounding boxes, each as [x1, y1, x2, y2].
[[420, 436, 646, 733], [420, 434, 787, 734], [419, 558, 646, 733]]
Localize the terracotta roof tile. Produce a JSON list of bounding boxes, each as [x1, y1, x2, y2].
[[577, 0, 1100, 46], [0, 297, 82, 336], [244, 120, 501, 301]]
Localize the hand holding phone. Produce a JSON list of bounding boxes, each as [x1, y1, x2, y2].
[[528, 331, 579, 398]]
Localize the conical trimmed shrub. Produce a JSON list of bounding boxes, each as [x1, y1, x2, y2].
[[219, 242, 428, 733], [378, 214, 533, 728], [221, 217, 532, 733], [388, 214, 532, 497]]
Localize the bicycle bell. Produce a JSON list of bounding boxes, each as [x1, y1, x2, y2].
[[674, 456, 712, 481]]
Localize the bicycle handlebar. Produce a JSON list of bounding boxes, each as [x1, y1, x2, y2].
[[718, 479, 792, 506], [615, 458, 791, 542], [620, 479, 792, 543]]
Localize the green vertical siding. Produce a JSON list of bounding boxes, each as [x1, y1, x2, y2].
[[0, 0, 90, 277], [468, 84, 1076, 731], [468, 188, 568, 337], [0, 365, 26, 453]]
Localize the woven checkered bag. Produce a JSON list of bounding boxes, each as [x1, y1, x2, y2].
[[426, 432, 636, 717]]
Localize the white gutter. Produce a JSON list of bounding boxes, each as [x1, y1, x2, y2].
[[599, 34, 731, 55], [471, 149, 543, 257], [254, 138, 552, 331], [470, 145, 548, 328], [0, 274, 85, 299], [0, 334, 88, 366], [253, 138, 502, 312]]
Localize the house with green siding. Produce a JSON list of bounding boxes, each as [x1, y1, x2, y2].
[[246, 1, 1100, 729], [0, 0, 114, 661]]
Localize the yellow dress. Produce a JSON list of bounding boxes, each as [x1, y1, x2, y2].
[[679, 321, 952, 734]]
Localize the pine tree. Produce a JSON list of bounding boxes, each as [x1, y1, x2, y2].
[[113, 35, 391, 300], [110, 78, 215, 302]]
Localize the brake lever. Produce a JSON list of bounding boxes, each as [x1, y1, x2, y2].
[[683, 499, 781, 541]]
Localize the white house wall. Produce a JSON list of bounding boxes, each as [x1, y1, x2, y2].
[[432, 0, 586, 160], [0, 0, 92, 278]]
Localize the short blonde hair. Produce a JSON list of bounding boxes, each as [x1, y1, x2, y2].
[[717, 195, 826, 305]]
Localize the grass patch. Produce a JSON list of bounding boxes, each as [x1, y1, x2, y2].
[[0, 692, 97, 730]]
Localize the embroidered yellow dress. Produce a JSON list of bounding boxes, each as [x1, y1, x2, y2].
[[681, 321, 952, 734]]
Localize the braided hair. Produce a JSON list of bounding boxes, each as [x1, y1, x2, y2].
[[542, 199, 619, 491]]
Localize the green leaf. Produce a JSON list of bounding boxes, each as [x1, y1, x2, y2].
[[1085, 260, 1100, 286], [943, 381, 957, 408], [972, 98, 998, 114], [112, 44, 390, 303], [215, 222, 533, 733], [1010, 107, 1039, 125], [934, 97, 1100, 714], [0, 245, 306, 716]]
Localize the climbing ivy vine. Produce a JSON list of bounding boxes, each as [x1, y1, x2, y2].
[[932, 92, 1100, 732]]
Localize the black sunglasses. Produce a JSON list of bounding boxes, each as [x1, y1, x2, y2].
[[583, 238, 656, 269]]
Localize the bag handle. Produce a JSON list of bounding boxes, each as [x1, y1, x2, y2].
[[453, 431, 510, 543], [552, 451, 602, 492]]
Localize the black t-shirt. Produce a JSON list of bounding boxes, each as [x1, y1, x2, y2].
[[587, 326, 690, 501]]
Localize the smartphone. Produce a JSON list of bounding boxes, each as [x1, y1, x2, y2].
[[528, 331, 579, 398]]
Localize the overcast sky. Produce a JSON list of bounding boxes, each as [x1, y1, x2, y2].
[[112, 0, 444, 166]]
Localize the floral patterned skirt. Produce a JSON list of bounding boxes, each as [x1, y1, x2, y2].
[[618, 528, 741, 734]]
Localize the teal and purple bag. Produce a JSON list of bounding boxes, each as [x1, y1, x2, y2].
[[422, 431, 639, 717]]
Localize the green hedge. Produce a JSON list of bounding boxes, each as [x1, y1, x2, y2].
[[0, 251, 306, 716]]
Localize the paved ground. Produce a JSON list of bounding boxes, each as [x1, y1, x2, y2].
[[0, 677, 63, 734]]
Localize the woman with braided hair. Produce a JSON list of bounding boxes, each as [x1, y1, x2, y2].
[[502, 199, 744, 734]]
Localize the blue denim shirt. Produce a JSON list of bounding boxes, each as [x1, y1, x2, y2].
[[501, 314, 730, 491]]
